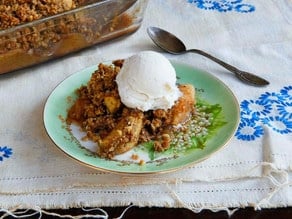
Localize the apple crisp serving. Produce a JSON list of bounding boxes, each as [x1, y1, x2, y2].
[[66, 61, 196, 159]]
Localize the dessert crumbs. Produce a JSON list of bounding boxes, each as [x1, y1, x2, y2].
[[139, 160, 145, 166], [131, 154, 139, 160]]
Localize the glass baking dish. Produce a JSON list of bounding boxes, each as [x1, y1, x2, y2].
[[0, 0, 148, 74]]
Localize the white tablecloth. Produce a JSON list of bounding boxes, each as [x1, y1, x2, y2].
[[1, 0, 292, 216]]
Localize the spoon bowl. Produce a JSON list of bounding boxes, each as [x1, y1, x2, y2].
[[148, 26, 187, 54], [147, 26, 269, 86]]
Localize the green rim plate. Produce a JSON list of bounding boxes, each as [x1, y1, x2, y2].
[[43, 61, 240, 174]]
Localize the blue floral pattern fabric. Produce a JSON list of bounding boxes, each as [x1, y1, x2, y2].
[[187, 0, 256, 13], [236, 86, 292, 141], [0, 146, 13, 162]]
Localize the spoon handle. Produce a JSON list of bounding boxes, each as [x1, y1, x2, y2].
[[188, 49, 242, 73], [187, 49, 269, 86]]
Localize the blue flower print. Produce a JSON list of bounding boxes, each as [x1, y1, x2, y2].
[[235, 119, 264, 141], [258, 92, 286, 105], [225, 0, 242, 3], [197, 0, 220, 11], [262, 116, 292, 134], [277, 102, 292, 119], [217, 2, 233, 12], [0, 146, 13, 162], [234, 3, 255, 13], [187, 0, 255, 13], [240, 99, 272, 119], [280, 86, 292, 101], [236, 85, 292, 141]]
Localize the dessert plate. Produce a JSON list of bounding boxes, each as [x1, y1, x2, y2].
[[43, 61, 240, 174]]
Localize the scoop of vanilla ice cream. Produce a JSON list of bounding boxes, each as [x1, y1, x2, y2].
[[116, 51, 182, 111]]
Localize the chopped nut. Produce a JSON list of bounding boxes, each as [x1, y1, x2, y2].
[[131, 154, 139, 160], [139, 160, 145, 166]]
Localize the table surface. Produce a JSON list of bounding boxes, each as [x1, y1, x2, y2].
[[72, 207, 292, 219], [1, 207, 292, 218]]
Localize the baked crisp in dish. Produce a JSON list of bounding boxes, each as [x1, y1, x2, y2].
[[67, 61, 196, 159], [0, 0, 83, 30], [0, 0, 146, 74]]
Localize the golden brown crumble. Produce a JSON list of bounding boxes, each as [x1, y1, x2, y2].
[[0, 0, 122, 55], [0, 1, 135, 74], [0, 0, 88, 30], [67, 62, 196, 159]]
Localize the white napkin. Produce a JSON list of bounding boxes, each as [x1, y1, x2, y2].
[[1, 0, 292, 212]]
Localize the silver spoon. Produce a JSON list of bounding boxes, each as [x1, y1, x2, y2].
[[147, 26, 269, 86]]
